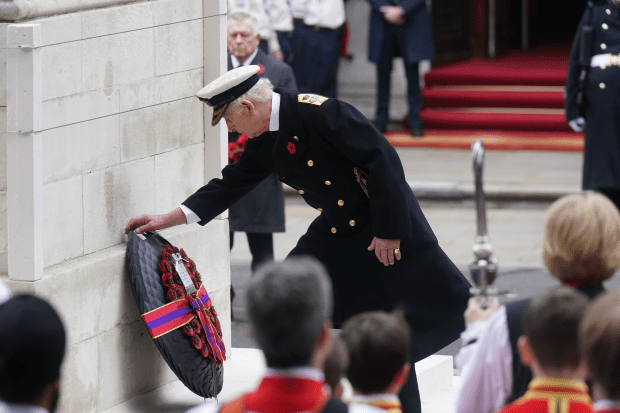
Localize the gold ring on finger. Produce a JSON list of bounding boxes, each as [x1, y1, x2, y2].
[[394, 249, 400, 254]]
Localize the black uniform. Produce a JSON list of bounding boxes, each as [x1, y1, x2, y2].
[[565, 0, 620, 207], [183, 89, 471, 413]]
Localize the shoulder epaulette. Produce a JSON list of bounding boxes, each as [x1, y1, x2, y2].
[[298, 94, 329, 106]]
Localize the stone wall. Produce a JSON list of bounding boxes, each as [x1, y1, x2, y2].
[[0, 0, 231, 411]]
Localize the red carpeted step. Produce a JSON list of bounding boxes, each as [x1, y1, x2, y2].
[[383, 129, 583, 152], [420, 110, 572, 132], [424, 51, 570, 87], [422, 89, 565, 109]]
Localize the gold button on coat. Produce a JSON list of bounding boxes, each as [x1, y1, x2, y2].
[[307, 160, 314, 167], [318, 208, 323, 212], [338, 200, 344, 206], [299, 190, 305, 194], [331, 227, 337, 234], [349, 220, 356, 226], [602, 23, 609, 30], [600, 82, 606, 89], [293, 136, 299, 141], [601, 43, 607, 50], [325, 181, 331, 185]]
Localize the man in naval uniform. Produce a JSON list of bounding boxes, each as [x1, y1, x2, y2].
[[125, 65, 471, 413], [226, 11, 297, 273]]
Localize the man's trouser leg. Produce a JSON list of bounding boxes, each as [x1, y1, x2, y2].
[[247, 232, 274, 273], [404, 62, 423, 128]]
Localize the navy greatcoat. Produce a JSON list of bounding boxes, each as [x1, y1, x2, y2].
[[227, 49, 297, 233], [367, 0, 434, 128], [565, 0, 620, 192], [183, 89, 471, 413]]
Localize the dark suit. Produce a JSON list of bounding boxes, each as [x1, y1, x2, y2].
[[183, 89, 471, 413], [565, 0, 620, 207], [227, 49, 297, 270], [367, 0, 434, 128]]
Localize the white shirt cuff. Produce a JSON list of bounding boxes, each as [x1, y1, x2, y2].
[[180, 204, 200, 225]]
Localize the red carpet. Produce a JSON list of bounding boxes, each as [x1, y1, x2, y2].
[[388, 49, 584, 151], [424, 50, 571, 87], [384, 129, 583, 152]]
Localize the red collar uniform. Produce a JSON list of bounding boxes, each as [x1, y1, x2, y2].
[[352, 394, 402, 413], [497, 378, 592, 413], [219, 368, 331, 413]]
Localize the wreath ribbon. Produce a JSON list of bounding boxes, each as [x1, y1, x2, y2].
[[141, 284, 226, 363]]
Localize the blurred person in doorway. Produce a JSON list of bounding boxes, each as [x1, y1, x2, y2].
[[365, 0, 433, 137]]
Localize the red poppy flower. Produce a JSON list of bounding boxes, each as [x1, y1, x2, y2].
[[201, 343, 210, 358], [167, 285, 185, 301], [182, 323, 196, 336], [287, 142, 296, 154], [193, 334, 205, 350], [162, 273, 175, 287]]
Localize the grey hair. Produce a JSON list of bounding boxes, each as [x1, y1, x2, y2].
[[246, 256, 334, 368], [228, 78, 274, 113], [228, 11, 258, 36]]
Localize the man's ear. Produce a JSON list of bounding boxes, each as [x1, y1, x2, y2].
[[240, 100, 255, 115], [517, 336, 534, 367]]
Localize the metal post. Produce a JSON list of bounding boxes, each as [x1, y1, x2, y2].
[[488, 0, 496, 58], [7, 24, 43, 281]]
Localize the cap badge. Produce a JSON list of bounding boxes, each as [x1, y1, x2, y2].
[[287, 142, 296, 154]]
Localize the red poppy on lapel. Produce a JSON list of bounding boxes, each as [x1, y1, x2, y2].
[[257, 64, 265, 74], [287, 142, 296, 154]]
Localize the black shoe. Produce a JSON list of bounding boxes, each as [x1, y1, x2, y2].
[[410, 126, 424, 138], [373, 121, 387, 133]]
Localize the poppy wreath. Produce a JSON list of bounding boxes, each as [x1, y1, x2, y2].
[[228, 134, 248, 164], [141, 243, 226, 364]]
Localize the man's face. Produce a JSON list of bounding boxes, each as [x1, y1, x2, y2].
[[223, 103, 264, 138], [227, 19, 259, 63]]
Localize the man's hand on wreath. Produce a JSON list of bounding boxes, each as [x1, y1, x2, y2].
[[124, 207, 187, 235], [368, 237, 402, 266]]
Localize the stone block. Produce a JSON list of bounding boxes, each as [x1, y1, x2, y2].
[[43, 176, 83, 267], [83, 157, 155, 254], [82, 29, 154, 92], [30, 13, 81, 46], [43, 115, 120, 184], [154, 143, 204, 214], [30, 243, 135, 345], [58, 337, 99, 413], [0, 108, 6, 191], [203, 14, 226, 84], [42, 87, 119, 131], [152, 0, 202, 26], [119, 68, 203, 112], [0, 24, 7, 106], [204, 0, 226, 17], [81, 2, 153, 38], [97, 321, 172, 411], [0, 192, 6, 274], [154, 19, 203, 76], [120, 97, 203, 163], [41, 40, 82, 101]]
